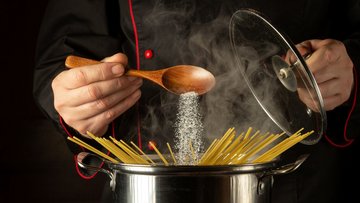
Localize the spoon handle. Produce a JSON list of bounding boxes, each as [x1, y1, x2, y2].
[[65, 55, 160, 77], [64, 55, 164, 77], [65, 55, 137, 74], [65, 55, 166, 89], [65, 55, 101, 68]]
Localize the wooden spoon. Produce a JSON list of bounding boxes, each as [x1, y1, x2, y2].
[[65, 55, 216, 95]]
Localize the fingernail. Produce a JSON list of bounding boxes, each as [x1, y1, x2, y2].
[[112, 65, 124, 75]]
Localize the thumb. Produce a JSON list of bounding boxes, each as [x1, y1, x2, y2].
[[102, 53, 128, 66]]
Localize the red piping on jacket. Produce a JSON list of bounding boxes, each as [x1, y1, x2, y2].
[[128, 0, 143, 149], [60, 0, 144, 178], [59, 116, 115, 179], [59, 116, 75, 138], [324, 67, 357, 148]]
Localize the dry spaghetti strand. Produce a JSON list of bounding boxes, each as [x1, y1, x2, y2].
[[167, 142, 177, 165], [66, 128, 314, 166], [67, 136, 119, 164], [149, 141, 169, 166]]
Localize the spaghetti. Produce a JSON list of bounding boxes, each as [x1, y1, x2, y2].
[[67, 127, 314, 166]]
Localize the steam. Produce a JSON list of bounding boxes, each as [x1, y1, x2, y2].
[[138, 2, 285, 150]]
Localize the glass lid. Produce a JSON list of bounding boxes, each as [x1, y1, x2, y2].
[[229, 9, 326, 145]]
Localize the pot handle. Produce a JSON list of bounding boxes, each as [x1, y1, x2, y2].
[[268, 154, 309, 175], [76, 152, 116, 190]]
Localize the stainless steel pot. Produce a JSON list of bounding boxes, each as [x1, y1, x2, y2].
[[77, 152, 308, 203]]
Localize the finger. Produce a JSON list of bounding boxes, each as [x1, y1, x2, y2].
[[65, 76, 142, 106], [82, 126, 109, 138], [55, 62, 126, 89], [92, 89, 141, 124], [102, 52, 128, 65], [298, 79, 342, 112], [297, 88, 321, 112], [286, 40, 313, 64], [305, 51, 332, 76], [322, 95, 344, 111], [67, 89, 141, 135], [310, 64, 337, 84], [305, 39, 340, 52], [64, 78, 143, 119], [317, 78, 341, 98], [305, 40, 343, 73], [295, 40, 314, 56], [318, 78, 352, 109]]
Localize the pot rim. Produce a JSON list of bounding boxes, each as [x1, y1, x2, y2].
[[108, 160, 278, 175]]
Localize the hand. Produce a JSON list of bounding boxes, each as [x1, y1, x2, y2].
[[295, 39, 354, 111], [52, 53, 143, 138]]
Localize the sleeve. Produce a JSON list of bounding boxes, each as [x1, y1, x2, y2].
[[325, 0, 360, 144], [342, 0, 360, 86], [33, 0, 124, 153]]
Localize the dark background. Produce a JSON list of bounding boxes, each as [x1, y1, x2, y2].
[[1, 1, 359, 203], [1, 1, 106, 202]]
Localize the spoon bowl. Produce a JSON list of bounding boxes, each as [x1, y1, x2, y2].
[[65, 55, 215, 95]]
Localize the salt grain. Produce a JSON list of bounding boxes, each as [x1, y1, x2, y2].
[[174, 92, 204, 165]]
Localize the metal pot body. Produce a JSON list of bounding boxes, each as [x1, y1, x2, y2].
[[109, 162, 276, 203], [77, 152, 308, 203]]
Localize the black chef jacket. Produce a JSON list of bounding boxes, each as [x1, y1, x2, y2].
[[34, 0, 360, 203]]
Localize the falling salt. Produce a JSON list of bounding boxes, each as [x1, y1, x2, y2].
[[174, 92, 204, 165]]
